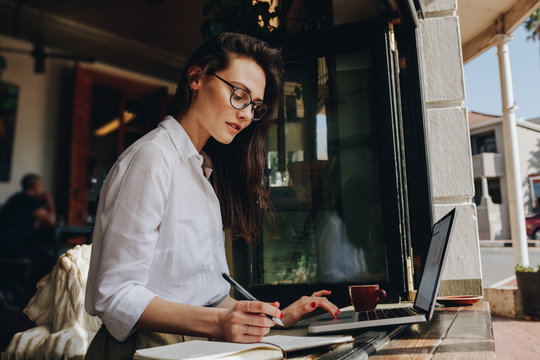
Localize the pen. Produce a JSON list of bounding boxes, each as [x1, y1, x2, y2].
[[221, 273, 285, 327]]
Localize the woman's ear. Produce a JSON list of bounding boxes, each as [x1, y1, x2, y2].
[[187, 66, 203, 91]]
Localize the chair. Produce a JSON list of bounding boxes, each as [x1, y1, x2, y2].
[[3, 244, 101, 360]]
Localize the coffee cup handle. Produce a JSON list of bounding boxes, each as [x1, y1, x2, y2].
[[377, 289, 387, 303]]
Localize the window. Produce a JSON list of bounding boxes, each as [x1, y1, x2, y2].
[[487, 178, 502, 204], [67, 65, 166, 225], [474, 179, 482, 206], [473, 177, 501, 205], [529, 175, 540, 212], [471, 132, 496, 155], [263, 51, 387, 286], [231, 17, 432, 307], [87, 88, 157, 222]]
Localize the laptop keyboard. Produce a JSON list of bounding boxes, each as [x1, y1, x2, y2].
[[357, 307, 420, 321]]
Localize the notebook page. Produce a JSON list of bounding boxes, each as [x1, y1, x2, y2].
[[262, 335, 353, 352], [134, 340, 281, 360]]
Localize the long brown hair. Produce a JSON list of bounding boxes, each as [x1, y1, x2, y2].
[[167, 32, 283, 245]]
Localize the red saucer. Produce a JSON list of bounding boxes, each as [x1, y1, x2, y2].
[[436, 295, 483, 306]]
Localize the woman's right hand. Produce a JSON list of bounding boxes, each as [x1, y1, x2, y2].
[[219, 300, 282, 343]]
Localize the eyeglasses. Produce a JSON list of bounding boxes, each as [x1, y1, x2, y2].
[[211, 73, 267, 121]]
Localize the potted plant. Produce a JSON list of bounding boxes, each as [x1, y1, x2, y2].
[[515, 264, 540, 317]]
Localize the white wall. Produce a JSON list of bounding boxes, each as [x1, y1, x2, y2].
[[0, 34, 71, 202], [0, 34, 175, 204]]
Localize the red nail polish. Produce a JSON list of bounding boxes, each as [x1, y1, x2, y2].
[[280, 313, 284, 318], [337, 309, 341, 314], [311, 302, 317, 308]]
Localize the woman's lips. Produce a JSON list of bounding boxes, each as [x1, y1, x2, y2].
[[226, 122, 241, 132]]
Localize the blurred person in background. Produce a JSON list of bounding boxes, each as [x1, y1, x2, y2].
[[0, 173, 56, 294]]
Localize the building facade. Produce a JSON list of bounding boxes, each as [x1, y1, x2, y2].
[[470, 111, 540, 241]]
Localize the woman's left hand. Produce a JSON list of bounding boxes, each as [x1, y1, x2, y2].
[[279, 290, 340, 328]]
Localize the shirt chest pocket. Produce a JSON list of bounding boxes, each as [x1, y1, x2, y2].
[[171, 215, 214, 276]]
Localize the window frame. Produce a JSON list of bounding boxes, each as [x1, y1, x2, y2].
[[231, 18, 432, 308]]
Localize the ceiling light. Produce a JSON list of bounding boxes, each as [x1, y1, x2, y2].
[[94, 111, 135, 136]]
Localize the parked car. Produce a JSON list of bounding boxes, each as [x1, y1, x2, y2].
[[526, 212, 540, 240]]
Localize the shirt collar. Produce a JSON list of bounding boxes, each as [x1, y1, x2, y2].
[[201, 151, 213, 179], [160, 115, 198, 160], [160, 115, 213, 179]]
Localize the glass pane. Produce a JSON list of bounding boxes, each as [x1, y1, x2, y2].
[[88, 85, 121, 221], [260, 51, 387, 285], [472, 132, 496, 155], [124, 98, 149, 149], [487, 178, 501, 204], [332, 0, 381, 26], [533, 177, 540, 211], [474, 179, 482, 206]]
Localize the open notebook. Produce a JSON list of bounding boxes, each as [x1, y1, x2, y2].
[[133, 335, 353, 360]]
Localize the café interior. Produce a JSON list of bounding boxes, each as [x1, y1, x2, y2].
[[0, 0, 434, 353]]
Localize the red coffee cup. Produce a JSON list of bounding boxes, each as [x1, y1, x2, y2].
[[348, 285, 387, 312]]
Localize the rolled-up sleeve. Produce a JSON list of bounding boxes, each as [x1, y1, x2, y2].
[[91, 143, 171, 341]]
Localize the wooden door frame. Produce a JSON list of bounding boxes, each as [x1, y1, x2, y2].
[[68, 63, 166, 224]]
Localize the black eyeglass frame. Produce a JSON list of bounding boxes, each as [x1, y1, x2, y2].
[[211, 73, 267, 121]]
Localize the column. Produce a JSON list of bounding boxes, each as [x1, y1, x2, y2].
[[494, 34, 529, 266], [421, 0, 483, 296], [481, 176, 490, 203]]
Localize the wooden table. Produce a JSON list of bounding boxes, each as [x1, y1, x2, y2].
[[370, 301, 495, 359], [272, 301, 496, 359]]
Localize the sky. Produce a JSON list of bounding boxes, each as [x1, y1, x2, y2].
[[464, 24, 540, 121]]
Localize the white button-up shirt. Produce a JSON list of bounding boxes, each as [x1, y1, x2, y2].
[[85, 116, 230, 341]]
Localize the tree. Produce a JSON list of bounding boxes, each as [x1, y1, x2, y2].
[[525, 8, 540, 42], [201, 0, 280, 40]]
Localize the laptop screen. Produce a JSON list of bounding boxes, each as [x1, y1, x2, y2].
[[413, 209, 455, 313]]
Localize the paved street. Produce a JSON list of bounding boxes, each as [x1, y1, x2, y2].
[[480, 247, 540, 287], [492, 316, 540, 359], [480, 247, 540, 359]]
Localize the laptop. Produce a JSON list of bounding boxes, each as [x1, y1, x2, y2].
[[308, 208, 456, 334]]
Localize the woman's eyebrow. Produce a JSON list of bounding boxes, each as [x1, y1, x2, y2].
[[232, 80, 264, 102]]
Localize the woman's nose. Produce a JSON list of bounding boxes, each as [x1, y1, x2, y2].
[[237, 104, 253, 121]]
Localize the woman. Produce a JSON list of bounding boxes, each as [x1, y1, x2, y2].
[[84, 32, 340, 358]]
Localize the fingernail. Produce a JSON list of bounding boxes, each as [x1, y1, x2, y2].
[[337, 309, 341, 314], [280, 313, 284, 318], [311, 302, 317, 308]]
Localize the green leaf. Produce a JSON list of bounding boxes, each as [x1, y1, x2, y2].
[[515, 264, 537, 272]]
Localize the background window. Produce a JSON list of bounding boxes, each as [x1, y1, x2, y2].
[[471, 132, 496, 155], [231, 19, 432, 308], [262, 52, 386, 286], [474, 179, 482, 206], [487, 178, 502, 204], [529, 175, 540, 212]]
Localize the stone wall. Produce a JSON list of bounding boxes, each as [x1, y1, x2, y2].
[[420, 0, 483, 295]]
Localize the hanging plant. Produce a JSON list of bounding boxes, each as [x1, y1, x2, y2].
[[201, 0, 281, 40]]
